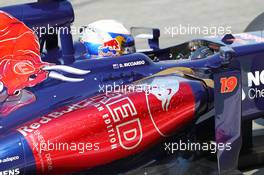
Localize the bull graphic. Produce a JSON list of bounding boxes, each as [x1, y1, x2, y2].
[[0, 11, 90, 95], [143, 76, 180, 111], [103, 39, 120, 50]]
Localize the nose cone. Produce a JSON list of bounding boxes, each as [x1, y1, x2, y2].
[[0, 132, 35, 175]]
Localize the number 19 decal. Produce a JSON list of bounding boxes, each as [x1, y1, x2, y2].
[[220, 76, 238, 93]]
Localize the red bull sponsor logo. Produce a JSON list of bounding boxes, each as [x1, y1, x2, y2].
[[99, 36, 126, 57], [17, 99, 92, 137], [103, 39, 120, 50], [145, 76, 180, 111], [15, 75, 196, 175]]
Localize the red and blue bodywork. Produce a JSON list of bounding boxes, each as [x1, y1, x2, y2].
[[0, 1, 263, 175]]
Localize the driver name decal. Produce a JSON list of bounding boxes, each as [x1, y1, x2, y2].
[[112, 60, 145, 69]]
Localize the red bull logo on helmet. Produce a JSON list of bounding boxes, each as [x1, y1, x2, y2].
[[99, 36, 125, 57], [103, 39, 120, 50]]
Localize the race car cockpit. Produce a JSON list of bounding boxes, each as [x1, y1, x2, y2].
[[131, 27, 223, 62]]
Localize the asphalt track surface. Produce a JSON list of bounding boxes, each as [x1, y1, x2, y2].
[[1, 0, 264, 175]]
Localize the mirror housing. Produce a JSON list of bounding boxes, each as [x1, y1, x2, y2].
[[219, 46, 236, 66], [131, 27, 160, 51]]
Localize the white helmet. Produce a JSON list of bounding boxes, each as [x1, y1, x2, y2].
[[80, 20, 135, 58]]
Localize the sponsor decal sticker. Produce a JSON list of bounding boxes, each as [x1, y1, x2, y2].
[[101, 97, 142, 150], [246, 70, 264, 99], [0, 169, 20, 175], [220, 76, 238, 94], [0, 156, 20, 164], [17, 99, 92, 136], [112, 60, 145, 69]]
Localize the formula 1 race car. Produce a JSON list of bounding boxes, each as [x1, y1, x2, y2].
[[0, 1, 263, 175]]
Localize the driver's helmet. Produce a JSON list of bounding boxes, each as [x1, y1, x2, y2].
[[80, 20, 135, 58]]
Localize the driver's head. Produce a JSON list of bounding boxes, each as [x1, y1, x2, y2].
[[188, 40, 201, 52], [80, 20, 135, 58]]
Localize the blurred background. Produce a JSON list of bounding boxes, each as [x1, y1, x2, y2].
[[1, 0, 264, 47]]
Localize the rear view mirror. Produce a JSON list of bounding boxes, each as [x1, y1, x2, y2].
[[131, 27, 160, 51], [219, 46, 236, 66]]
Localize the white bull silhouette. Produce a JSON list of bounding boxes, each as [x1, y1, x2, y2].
[[142, 76, 180, 111]]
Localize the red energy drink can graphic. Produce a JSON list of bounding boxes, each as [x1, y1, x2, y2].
[[0, 75, 206, 175]]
